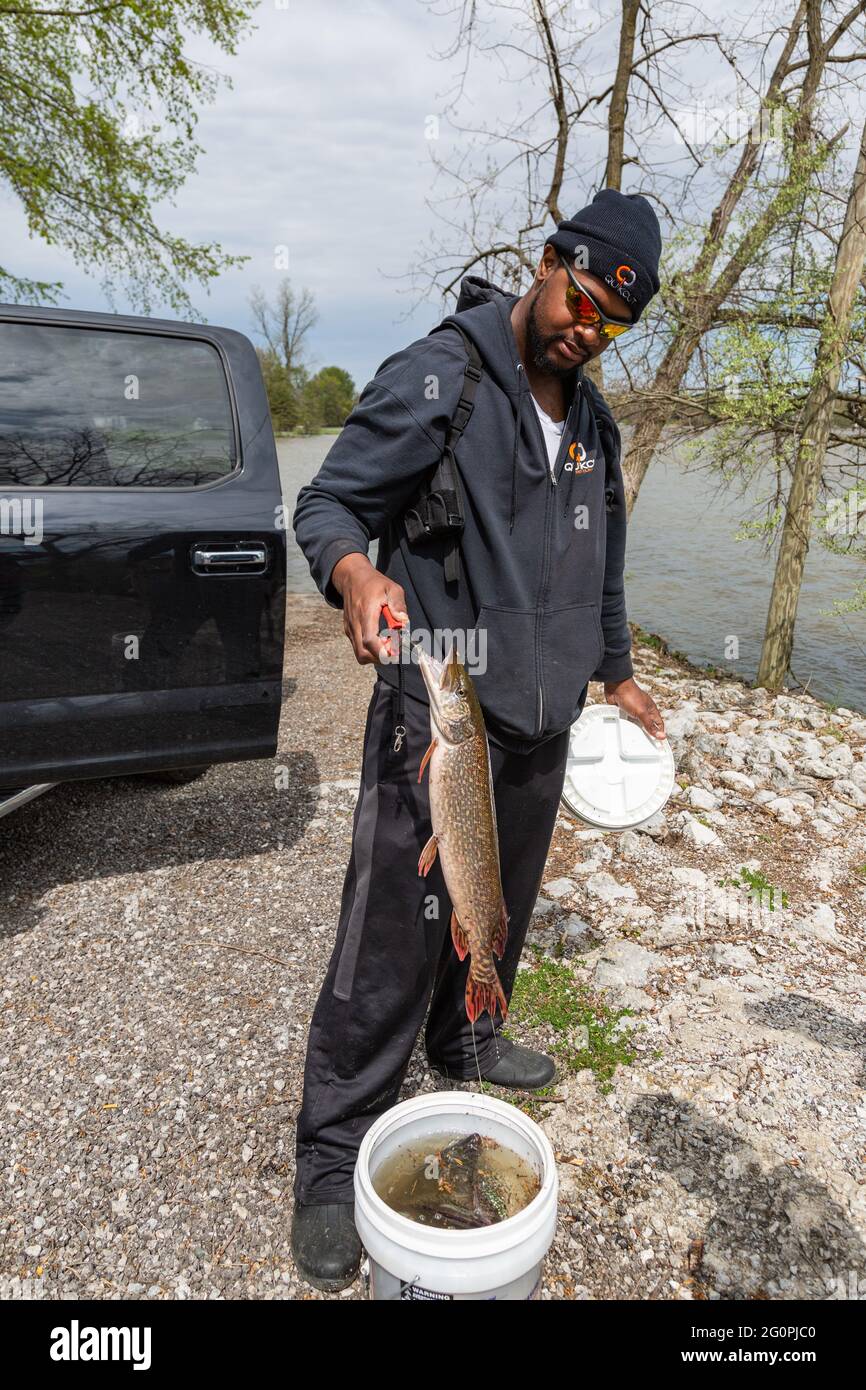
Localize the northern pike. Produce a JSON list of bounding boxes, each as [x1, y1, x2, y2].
[[416, 643, 509, 1023]]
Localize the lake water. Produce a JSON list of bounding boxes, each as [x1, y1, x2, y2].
[[280, 434, 866, 712]]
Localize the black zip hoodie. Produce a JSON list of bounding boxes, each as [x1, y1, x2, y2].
[[292, 275, 634, 755]]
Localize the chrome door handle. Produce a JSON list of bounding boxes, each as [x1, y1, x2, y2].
[[191, 544, 268, 574]]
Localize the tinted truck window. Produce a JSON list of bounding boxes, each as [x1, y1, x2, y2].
[[0, 322, 236, 487]]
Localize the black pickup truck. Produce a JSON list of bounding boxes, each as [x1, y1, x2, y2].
[[0, 303, 286, 818]]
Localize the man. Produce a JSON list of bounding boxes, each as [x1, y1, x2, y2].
[[291, 188, 666, 1290]]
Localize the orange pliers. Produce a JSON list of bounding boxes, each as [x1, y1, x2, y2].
[[380, 602, 408, 661]]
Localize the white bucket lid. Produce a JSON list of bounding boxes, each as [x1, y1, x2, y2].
[[561, 702, 675, 830]]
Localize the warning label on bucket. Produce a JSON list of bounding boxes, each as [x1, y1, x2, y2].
[[400, 1280, 453, 1301]]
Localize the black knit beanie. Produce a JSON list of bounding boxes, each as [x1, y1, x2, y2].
[[544, 189, 662, 322]]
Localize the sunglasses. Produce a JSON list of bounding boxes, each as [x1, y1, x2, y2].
[[559, 255, 633, 339]]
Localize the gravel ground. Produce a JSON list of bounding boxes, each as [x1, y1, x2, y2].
[[1, 594, 865, 1301]]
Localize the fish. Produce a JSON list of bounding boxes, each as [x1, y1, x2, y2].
[[408, 1134, 505, 1229], [415, 642, 509, 1023]]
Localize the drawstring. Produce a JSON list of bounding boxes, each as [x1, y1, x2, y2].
[[563, 373, 583, 519], [393, 628, 406, 752], [510, 363, 528, 533]]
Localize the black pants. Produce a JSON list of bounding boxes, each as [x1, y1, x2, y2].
[[293, 676, 571, 1204]]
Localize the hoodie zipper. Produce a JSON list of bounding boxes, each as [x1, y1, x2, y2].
[[520, 368, 582, 736]]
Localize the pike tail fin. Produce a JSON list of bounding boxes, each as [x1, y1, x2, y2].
[[465, 966, 508, 1024]]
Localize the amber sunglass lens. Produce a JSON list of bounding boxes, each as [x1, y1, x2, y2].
[[565, 285, 600, 324], [601, 322, 629, 339]]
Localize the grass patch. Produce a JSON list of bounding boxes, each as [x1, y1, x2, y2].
[[509, 949, 639, 1095], [815, 723, 845, 742], [717, 866, 789, 910]]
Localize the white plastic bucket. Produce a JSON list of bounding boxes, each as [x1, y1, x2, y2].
[[353, 1090, 558, 1301]]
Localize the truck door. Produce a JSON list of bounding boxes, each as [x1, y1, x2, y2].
[[0, 306, 286, 785]]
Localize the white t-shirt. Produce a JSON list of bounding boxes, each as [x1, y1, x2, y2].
[[530, 395, 565, 479]]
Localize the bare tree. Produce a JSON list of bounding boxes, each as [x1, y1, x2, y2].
[[756, 111, 866, 688], [620, 0, 866, 515], [413, 0, 725, 302], [249, 279, 318, 377]]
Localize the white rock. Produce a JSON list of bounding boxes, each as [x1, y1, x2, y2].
[[663, 704, 701, 739], [670, 866, 708, 890], [711, 943, 757, 970], [813, 819, 837, 839], [775, 695, 810, 720], [562, 915, 595, 944], [826, 744, 855, 772], [544, 877, 576, 900], [679, 813, 722, 847], [685, 785, 719, 810], [806, 855, 840, 891], [585, 872, 637, 903], [738, 973, 774, 995], [533, 896, 555, 916], [797, 903, 838, 942], [851, 761, 866, 790], [717, 770, 755, 792], [834, 778, 866, 808], [595, 939, 661, 989], [803, 709, 829, 729], [789, 732, 825, 759], [724, 732, 749, 766], [765, 730, 796, 755], [797, 757, 837, 779], [617, 829, 643, 859], [612, 985, 656, 1012], [765, 797, 803, 828], [786, 789, 816, 807], [635, 811, 668, 837]]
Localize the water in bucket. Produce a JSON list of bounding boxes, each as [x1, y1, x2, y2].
[[372, 1130, 541, 1231]]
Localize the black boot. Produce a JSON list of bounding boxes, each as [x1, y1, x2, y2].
[[291, 1201, 362, 1293], [480, 1042, 556, 1089], [429, 1041, 556, 1090]]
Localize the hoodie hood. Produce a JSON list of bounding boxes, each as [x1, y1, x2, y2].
[[432, 274, 593, 533]]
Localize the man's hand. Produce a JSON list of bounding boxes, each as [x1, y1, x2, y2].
[[603, 676, 666, 740], [330, 553, 409, 665]]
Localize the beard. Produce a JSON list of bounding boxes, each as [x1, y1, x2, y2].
[[525, 288, 586, 378]]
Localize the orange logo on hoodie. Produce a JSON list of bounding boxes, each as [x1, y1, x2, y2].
[[566, 440, 595, 473]]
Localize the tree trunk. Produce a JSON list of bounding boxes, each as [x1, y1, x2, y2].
[[605, 0, 640, 191], [757, 113, 866, 689], [589, 0, 641, 395], [621, 0, 818, 516]]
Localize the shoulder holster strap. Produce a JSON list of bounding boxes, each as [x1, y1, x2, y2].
[[403, 323, 483, 587]]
